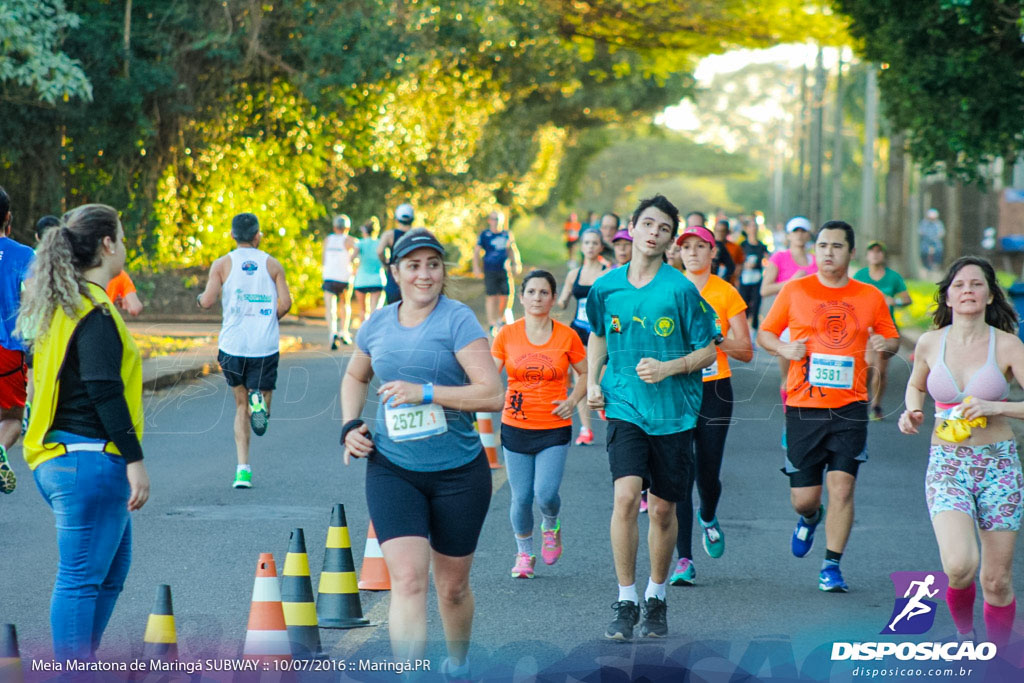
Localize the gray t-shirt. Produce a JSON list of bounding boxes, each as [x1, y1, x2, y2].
[[356, 295, 488, 471]]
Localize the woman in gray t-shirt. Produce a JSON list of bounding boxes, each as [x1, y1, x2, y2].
[[341, 228, 503, 677]]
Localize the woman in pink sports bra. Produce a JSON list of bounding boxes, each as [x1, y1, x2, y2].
[[760, 216, 818, 445], [899, 256, 1024, 647]]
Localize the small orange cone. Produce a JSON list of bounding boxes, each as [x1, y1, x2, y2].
[[242, 553, 292, 664], [357, 521, 391, 591], [1, 624, 22, 683], [476, 412, 502, 469]]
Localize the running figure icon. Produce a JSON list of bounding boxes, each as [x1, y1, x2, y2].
[[888, 574, 939, 632]]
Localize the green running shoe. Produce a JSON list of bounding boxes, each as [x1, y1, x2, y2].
[[233, 469, 252, 489], [669, 557, 695, 586], [248, 390, 268, 436], [0, 445, 17, 494]]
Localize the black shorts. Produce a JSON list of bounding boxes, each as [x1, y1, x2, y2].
[[783, 402, 869, 488], [354, 285, 383, 294], [322, 280, 349, 295], [365, 450, 492, 557], [607, 419, 694, 503], [570, 323, 590, 347], [483, 270, 510, 296], [217, 351, 279, 391]]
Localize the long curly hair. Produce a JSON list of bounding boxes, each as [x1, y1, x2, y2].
[[16, 204, 119, 345], [932, 256, 1018, 333]]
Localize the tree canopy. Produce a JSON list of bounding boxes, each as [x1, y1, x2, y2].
[[837, 0, 1024, 183]]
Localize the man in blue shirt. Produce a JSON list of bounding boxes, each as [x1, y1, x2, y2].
[[586, 194, 717, 641], [0, 187, 36, 494], [472, 210, 521, 333]]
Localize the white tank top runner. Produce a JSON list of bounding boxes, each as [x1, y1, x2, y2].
[[322, 233, 352, 282], [219, 248, 280, 357]]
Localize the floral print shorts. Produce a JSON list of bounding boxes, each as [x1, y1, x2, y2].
[[926, 440, 1023, 531]]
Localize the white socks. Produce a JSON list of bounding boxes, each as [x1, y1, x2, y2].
[[645, 578, 667, 601]]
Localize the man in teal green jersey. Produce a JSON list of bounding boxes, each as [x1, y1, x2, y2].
[[586, 195, 717, 641], [852, 241, 910, 420]]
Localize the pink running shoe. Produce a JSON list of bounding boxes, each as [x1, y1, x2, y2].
[[575, 427, 594, 446], [541, 522, 562, 565], [511, 552, 536, 579], [639, 490, 648, 514]]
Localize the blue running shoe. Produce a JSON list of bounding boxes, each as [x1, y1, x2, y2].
[[791, 505, 824, 558], [819, 564, 849, 593], [700, 516, 725, 559]]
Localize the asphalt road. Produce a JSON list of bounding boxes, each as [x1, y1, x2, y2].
[[2, 341, 1023, 681]]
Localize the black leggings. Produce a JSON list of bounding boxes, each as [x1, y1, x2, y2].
[[676, 377, 733, 559], [738, 282, 762, 330]]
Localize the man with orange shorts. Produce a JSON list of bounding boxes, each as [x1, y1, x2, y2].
[[757, 220, 899, 592], [0, 187, 35, 493]]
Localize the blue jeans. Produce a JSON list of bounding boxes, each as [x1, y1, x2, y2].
[[33, 451, 132, 661], [503, 444, 568, 536]]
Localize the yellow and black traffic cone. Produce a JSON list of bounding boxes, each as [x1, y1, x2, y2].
[[281, 528, 324, 659], [1, 624, 21, 683], [316, 504, 370, 628], [142, 584, 178, 661]]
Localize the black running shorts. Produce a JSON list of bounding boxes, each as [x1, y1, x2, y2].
[[322, 280, 350, 295], [483, 270, 510, 296], [607, 418, 694, 503], [217, 351, 279, 391], [365, 449, 492, 557], [783, 402, 868, 488]]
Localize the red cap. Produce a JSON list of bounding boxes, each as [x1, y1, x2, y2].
[[676, 226, 715, 246]]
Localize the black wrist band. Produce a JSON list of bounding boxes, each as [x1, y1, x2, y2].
[[341, 419, 366, 445]]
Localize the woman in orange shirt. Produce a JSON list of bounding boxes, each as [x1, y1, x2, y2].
[[670, 226, 753, 586], [492, 270, 588, 579]]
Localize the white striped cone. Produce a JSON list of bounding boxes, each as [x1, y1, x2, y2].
[[357, 522, 390, 591], [476, 412, 501, 469], [243, 553, 292, 662]]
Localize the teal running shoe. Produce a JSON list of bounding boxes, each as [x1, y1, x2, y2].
[[669, 557, 695, 586], [701, 516, 725, 558], [0, 445, 15, 494]]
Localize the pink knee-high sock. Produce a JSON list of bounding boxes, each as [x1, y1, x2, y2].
[[946, 584, 976, 634], [984, 599, 1016, 648]]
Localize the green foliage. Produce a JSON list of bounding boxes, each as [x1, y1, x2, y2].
[[836, 0, 1024, 183], [0, 0, 91, 104]]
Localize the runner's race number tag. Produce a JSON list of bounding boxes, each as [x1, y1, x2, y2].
[[808, 353, 854, 389], [385, 402, 448, 442], [575, 298, 590, 330], [702, 361, 718, 379]]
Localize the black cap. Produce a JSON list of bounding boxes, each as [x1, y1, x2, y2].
[[390, 229, 445, 264]]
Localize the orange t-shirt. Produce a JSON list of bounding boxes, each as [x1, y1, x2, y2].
[[106, 271, 136, 303], [491, 318, 586, 430], [761, 276, 898, 409], [725, 241, 745, 285], [698, 275, 747, 382]]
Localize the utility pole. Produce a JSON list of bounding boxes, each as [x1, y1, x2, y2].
[[796, 62, 809, 214], [830, 49, 845, 220], [809, 45, 826, 228], [860, 66, 879, 240]]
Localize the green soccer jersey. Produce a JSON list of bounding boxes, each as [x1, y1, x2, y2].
[[586, 263, 715, 435], [853, 266, 907, 316]]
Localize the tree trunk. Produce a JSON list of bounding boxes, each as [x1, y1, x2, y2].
[[123, 0, 132, 79], [810, 46, 825, 228], [945, 179, 963, 268], [885, 131, 907, 260], [860, 67, 879, 239], [831, 51, 844, 220]]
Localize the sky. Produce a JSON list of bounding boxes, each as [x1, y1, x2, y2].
[[658, 43, 847, 132]]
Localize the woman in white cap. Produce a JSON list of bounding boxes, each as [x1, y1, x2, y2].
[[342, 228, 503, 677], [760, 216, 817, 447]]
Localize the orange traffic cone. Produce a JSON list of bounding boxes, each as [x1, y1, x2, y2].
[[357, 521, 390, 591], [317, 505, 370, 628], [1, 624, 21, 683], [242, 553, 292, 664], [142, 585, 178, 661], [476, 412, 501, 469]]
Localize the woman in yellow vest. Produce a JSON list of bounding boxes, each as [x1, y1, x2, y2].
[[15, 204, 149, 662]]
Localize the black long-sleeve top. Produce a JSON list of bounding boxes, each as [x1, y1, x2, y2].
[[48, 308, 143, 463]]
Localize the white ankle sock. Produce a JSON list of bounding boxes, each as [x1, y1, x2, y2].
[[645, 578, 667, 601], [617, 584, 638, 604]]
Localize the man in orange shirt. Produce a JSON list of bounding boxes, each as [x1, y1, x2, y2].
[[106, 270, 143, 317], [757, 220, 900, 593]]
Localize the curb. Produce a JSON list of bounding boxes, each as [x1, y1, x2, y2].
[[142, 336, 308, 392]]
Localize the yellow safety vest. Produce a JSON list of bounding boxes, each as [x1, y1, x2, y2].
[[23, 282, 143, 470]]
